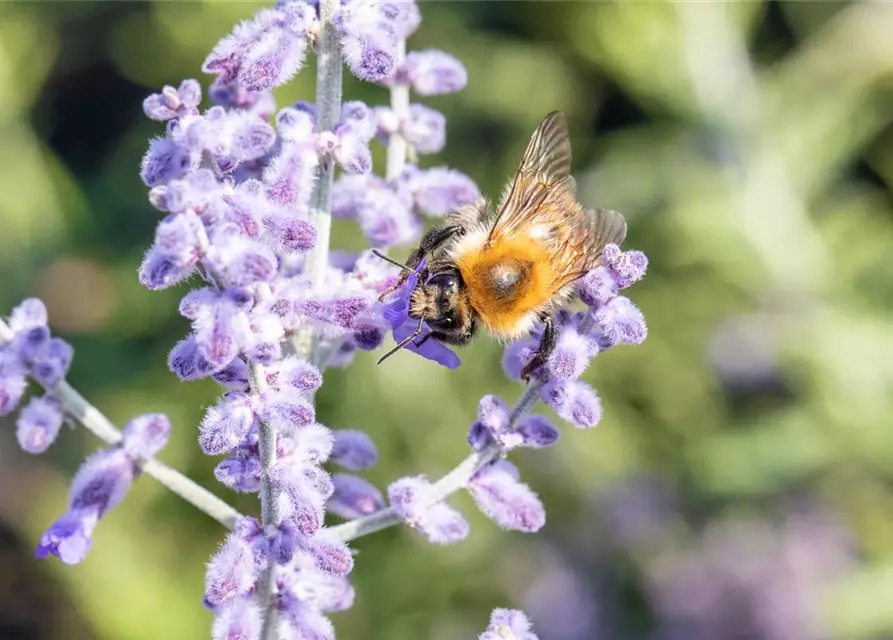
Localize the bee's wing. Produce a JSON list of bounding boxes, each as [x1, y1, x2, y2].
[[487, 111, 573, 241], [551, 207, 627, 290]]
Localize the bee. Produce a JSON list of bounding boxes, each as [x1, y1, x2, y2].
[[377, 111, 627, 380]]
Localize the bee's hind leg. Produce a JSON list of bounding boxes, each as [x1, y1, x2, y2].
[[377, 224, 464, 301], [520, 313, 556, 382]]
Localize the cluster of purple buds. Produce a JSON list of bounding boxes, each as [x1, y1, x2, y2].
[[35, 413, 171, 565], [204, 515, 355, 639], [331, 11, 477, 248], [0, 299, 73, 452], [133, 0, 483, 635], [2, 300, 173, 566], [505, 243, 649, 428]]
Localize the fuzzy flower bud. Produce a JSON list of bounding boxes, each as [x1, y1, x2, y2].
[[121, 413, 171, 459], [16, 394, 64, 454], [200, 392, 256, 455], [0, 351, 27, 416], [402, 166, 480, 218], [402, 50, 468, 95], [400, 104, 446, 154], [328, 473, 385, 520], [388, 476, 469, 545], [143, 79, 202, 121], [589, 296, 648, 349], [547, 327, 598, 380], [541, 379, 602, 429], [330, 429, 378, 470], [35, 448, 137, 565], [211, 597, 263, 640], [204, 517, 269, 606], [468, 461, 545, 533]]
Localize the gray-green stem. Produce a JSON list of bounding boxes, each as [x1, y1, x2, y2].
[[0, 317, 241, 529], [385, 38, 409, 181], [290, 0, 343, 362], [261, 1, 342, 636], [327, 377, 545, 542]]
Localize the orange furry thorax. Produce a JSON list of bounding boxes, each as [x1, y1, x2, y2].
[[455, 234, 561, 335]]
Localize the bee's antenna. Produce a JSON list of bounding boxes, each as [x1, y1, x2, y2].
[[377, 317, 425, 365], [372, 249, 420, 276]]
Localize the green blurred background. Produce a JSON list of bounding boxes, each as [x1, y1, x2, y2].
[[3, 1, 893, 638]]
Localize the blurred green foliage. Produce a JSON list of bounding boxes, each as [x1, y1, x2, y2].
[[2, 2, 893, 639]]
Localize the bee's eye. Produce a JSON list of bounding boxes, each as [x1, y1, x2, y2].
[[428, 272, 459, 292]]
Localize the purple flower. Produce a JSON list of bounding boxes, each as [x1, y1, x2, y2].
[[276, 106, 315, 143], [260, 389, 316, 433], [279, 596, 336, 640], [330, 429, 378, 470], [215, 455, 262, 493], [400, 104, 446, 154], [332, 101, 376, 174], [541, 379, 602, 429], [270, 357, 323, 393], [577, 265, 617, 308], [516, 415, 559, 449], [401, 166, 480, 218], [140, 136, 193, 187], [284, 424, 334, 466], [547, 327, 598, 380], [334, 2, 400, 83], [307, 535, 354, 575], [143, 79, 202, 121], [202, 6, 315, 92], [602, 243, 648, 289], [16, 395, 63, 454], [153, 213, 203, 267], [149, 168, 222, 215], [468, 395, 524, 450], [34, 508, 99, 566], [211, 597, 263, 640], [0, 350, 28, 416], [9, 298, 48, 332], [589, 296, 647, 349], [121, 413, 171, 459], [264, 140, 319, 208], [468, 461, 545, 533], [168, 334, 217, 381], [480, 608, 540, 640], [388, 476, 469, 544], [378, 258, 461, 368], [200, 393, 256, 455], [328, 473, 385, 520], [36, 448, 137, 564], [401, 50, 467, 95], [205, 517, 269, 606], [205, 225, 278, 287], [138, 246, 196, 290]]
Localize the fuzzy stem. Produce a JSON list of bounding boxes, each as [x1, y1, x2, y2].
[[291, 0, 343, 362], [0, 317, 241, 529], [260, 1, 342, 636], [385, 38, 409, 181], [327, 378, 545, 542]]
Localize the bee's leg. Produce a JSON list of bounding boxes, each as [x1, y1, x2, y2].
[[377, 224, 464, 301], [520, 313, 556, 382]]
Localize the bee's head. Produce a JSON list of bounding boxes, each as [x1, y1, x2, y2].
[[409, 268, 468, 333]]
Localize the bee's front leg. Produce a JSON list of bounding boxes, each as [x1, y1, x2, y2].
[[377, 224, 464, 302], [520, 313, 556, 382]]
